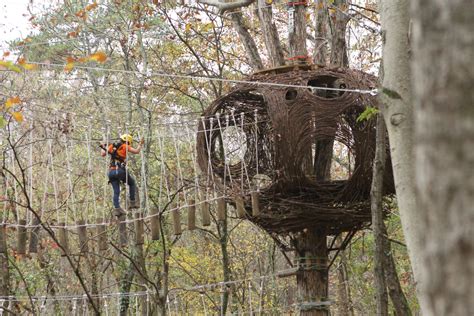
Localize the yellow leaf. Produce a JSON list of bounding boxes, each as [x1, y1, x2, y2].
[[0, 60, 21, 73], [22, 63, 38, 71], [5, 96, 21, 109], [88, 51, 107, 63], [3, 51, 10, 57], [12, 112, 24, 122], [85, 1, 98, 11], [185, 23, 192, 33], [64, 62, 75, 72]]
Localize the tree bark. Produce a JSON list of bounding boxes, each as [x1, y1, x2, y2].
[[0, 225, 10, 312], [313, 0, 329, 65], [379, 0, 426, 311], [230, 12, 264, 70], [257, 0, 285, 67], [383, 234, 412, 316], [329, 0, 349, 67], [411, 0, 474, 315], [371, 114, 389, 316], [335, 235, 354, 316], [218, 213, 231, 315], [295, 229, 329, 316], [288, 3, 308, 62]]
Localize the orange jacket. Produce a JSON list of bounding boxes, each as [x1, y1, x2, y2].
[[108, 143, 130, 161]]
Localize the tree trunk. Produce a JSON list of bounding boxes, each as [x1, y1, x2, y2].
[[371, 113, 412, 315], [257, 0, 285, 67], [0, 224, 10, 312], [218, 212, 231, 315], [411, 0, 474, 315], [335, 235, 354, 316], [313, 0, 329, 65], [371, 114, 389, 316], [329, 0, 349, 67], [295, 229, 329, 316], [288, 3, 308, 62], [230, 12, 264, 70], [383, 233, 412, 316], [379, 0, 426, 311]]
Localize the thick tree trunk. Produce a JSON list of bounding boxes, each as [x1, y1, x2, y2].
[[230, 12, 264, 70], [329, 0, 349, 67], [379, 1, 426, 311], [371, 114, 389, 316], [257, 0, 285, 67], [295, 229, 329, 316], [411, 1, 474, 315], [288, 3, 308, 62], [313, 0, 329, 65]]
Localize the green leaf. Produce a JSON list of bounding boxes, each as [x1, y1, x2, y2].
[[357, 106, 379, 122], [0, 117, 7, 129]]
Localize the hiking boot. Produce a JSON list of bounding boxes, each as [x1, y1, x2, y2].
[[129, 198, 140, 209], [113, 207, 126, 217]]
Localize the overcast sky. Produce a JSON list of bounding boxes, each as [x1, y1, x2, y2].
[[0, 0, 59, 52]]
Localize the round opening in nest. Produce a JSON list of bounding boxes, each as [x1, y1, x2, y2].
[[285, 89, 298, 101], [220, 126, 247, 165], [308, 75, 346, 99], [330, 140, 354, 180]]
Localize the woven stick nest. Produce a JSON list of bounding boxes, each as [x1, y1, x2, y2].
[[196, 65, 394, 235]]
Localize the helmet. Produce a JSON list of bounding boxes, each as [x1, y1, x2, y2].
[[120, 134, 133, 144]]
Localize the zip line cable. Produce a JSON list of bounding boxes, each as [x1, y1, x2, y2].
[[25, 62, 379, 95]]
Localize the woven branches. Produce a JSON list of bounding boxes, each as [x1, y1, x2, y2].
[[196, 66, 394, 235]]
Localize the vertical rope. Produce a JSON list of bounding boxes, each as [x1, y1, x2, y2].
[[216, 113, 232, 195], [11, 149, 19, 224], [103, 124, 111, 220], [254, 109, 259, 191], [166, 295, 172, 315], [86, 126, 98, 221], [146, 291, 150, 316], [248, 281, 253, 316], [202, 116, 215, 201], [28, 128, 33, 224], [200, 293, 207, 316], [48, 139, 60, 224], [184, 124, 200, 210], [124, 123, 129, 210], [170, 128, 186, 206], [65, 138, 76, 223], [103, 296, 109, 316], [258, 278, 264, 315], [138, 128, 149, 215]]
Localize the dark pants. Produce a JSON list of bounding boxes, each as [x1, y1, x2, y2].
[[108, 168, 136, 208]]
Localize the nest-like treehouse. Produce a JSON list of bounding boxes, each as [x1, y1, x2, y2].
[[196, 65, 394, 235]]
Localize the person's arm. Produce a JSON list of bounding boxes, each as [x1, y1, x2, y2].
[[100, 144, 107, 157], [127, 139, 144, 154]]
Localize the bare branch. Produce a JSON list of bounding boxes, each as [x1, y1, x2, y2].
[[198, 0, 256, 14]]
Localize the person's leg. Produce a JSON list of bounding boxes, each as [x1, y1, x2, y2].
[[108, 170, 121, 209], [126, 172, 137, 202]]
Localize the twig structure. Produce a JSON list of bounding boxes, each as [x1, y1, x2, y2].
[[197, 65, 394, 235]]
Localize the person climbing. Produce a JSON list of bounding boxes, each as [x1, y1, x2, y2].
[[100, 134, 144, 217]]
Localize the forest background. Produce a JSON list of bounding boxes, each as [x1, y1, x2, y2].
[[0, 0, 472, 315]]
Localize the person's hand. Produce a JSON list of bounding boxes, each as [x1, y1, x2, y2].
[[140, 138, 145, 146]]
